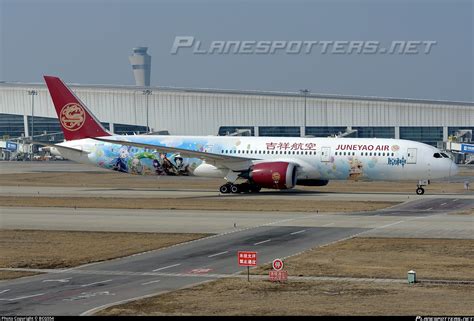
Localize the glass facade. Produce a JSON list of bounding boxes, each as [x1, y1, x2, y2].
[[448, 127, 474, 143], [101, 122, 147, 134], [353, 127, 395, 138], [448, 127, 474, 135], [305, 127, 346, 137], [26, 115, 63, 142], [259, 126, 300, 137], [400, 127, 443, 146], [0, 114, 148, 143], [114, 123, 148, 135], [100, 122, 110, 130], [218, 126, 255, 136], [0, 113, 25, 139]]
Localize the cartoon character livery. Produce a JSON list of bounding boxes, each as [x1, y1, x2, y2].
[[42, 76, 458, 195]]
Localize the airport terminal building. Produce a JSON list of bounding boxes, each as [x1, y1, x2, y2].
[[1, 81, 473, 149]]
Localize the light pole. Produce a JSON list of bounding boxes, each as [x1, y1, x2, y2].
[[142, 89, 152, 133], [27, 90, 38, 139], [299, 89, 310, 136], [27, 90, 38, 160]]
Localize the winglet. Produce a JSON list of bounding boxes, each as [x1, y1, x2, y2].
[[44, 76, 111, 141]]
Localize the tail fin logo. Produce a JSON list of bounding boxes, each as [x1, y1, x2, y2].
[[60, 103, 86, 131]]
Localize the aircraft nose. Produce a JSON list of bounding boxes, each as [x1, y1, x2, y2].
[[450, 162, 459, 177]]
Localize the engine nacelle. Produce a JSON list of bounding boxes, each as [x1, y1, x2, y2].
[[296, 179, 329, 186], [193, 163, 226, 177], [249, 161, 297, 189]]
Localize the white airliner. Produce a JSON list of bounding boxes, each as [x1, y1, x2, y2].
[[42, 76, 458, 195]]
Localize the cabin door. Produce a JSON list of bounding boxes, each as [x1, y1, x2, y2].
[[321, 147, 331, 162], [407, 148, 417, 164]]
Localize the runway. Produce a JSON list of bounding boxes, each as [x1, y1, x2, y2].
[[0, 197, 472, 235], [0, 161, 472, 315], [1, 225, 367, 315], [1, 185, 472, 202], [0, 197, 473, 315]]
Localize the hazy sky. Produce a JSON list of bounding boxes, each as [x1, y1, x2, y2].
[[1, 0, 472, 101]]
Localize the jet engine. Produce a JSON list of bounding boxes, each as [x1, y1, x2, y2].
[[245, 161, 297, 189]]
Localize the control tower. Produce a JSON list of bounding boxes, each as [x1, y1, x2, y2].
[[129, 47, 151, 86]]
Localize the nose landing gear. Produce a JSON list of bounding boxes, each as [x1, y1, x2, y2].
[[416, 187, 425, 195], [416, 179, 430, 195]]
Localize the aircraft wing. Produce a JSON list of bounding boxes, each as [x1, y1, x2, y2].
[[92, 137, 256, 167], [25, 140, 90, 154]]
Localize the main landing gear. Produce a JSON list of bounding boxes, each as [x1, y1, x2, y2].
[[416, 179, 430, 195], [219, 182, 261, 194]]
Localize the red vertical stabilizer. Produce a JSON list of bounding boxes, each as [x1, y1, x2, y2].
[[44, 76, 111, 140]]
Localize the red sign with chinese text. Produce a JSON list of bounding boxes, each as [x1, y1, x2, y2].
[[238, 251, 257, 267], [269, 270, 288, 282]]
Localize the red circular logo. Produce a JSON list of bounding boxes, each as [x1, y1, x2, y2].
[[60, 103, 85, 131], [272, 259, 284, 271]]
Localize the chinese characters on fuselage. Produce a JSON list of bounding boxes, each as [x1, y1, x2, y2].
[[266, 142, 316, 151]]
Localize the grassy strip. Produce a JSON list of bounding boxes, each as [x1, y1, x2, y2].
[[0, 196, 397, 213]]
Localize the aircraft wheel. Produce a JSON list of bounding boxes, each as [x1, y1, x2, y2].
[[219, 184, 231, 194], [230, 184, 240, 194], [416, 187, 425, 195], [250, 185, 261, 193]]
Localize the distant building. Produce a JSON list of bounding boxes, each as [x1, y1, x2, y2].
[[0, 81, 473, 148], [129, 47, 151, 86]]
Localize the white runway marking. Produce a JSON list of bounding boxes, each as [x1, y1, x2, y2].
[[254, 239, 271, 245], [426, 208, 433, 211], [43, 279, 70, 283], [208, 251, 228, 258], [141, 280, 161, 285], [80, 279, 113, 287], [441, 203, 447, 206], [152, 264, 181, 272], [0, 289, 10, 295], [377, 220, 405, 229], [0, 293, 45, 301], [290, 229, 306, 235], [452, 199, 459, 202]]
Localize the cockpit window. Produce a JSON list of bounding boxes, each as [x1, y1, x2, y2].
[[433, 153, 442, 158], [441, 153, 450, 158]]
